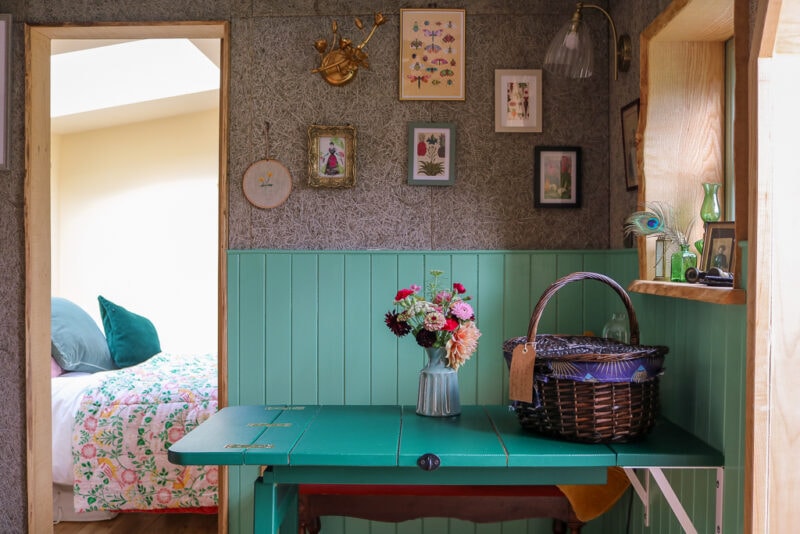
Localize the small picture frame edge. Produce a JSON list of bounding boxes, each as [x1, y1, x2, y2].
[[621, 98, 640, 191]]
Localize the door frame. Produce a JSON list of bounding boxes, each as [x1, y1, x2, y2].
[[25, 22, 229, 533]]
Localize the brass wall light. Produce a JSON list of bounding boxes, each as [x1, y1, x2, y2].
[[543, 2, 631, 80], [312, 13, 387, 86]]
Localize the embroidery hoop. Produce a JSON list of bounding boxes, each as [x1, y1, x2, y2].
[[243, 123, 292, 209]]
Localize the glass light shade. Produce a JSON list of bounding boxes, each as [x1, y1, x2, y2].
[[543, 20, 594, 79]]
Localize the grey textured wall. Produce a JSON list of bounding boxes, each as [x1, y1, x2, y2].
[[0, 1, 654, 530]]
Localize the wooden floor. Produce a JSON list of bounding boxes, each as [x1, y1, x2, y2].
[[53, 513, 217, 534]]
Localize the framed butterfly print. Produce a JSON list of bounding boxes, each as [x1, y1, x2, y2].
[[399, 8, 465, 101]]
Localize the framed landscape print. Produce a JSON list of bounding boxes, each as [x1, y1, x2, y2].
[[407, 122, 455, 185], [307, 124, 356, 188], [399, 8, 465, 101], [494, 69, 542, 132], [533, 146, 582, 207]]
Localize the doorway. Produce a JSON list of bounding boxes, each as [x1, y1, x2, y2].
[[25, 23, 229, 534]]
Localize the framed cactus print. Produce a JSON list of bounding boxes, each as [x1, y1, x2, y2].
[[407, 122, 456, 186], [399, 8, 465, 101]]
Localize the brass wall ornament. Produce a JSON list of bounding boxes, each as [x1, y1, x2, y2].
[[312, 13, 386, 86]]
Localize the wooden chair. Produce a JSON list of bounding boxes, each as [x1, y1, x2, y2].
[[298, 484, 584, 533]]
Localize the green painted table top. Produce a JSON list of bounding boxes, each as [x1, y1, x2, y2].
[[168, 405, 723, 472]]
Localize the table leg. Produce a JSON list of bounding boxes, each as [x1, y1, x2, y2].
[[253, 475, 299, 534]]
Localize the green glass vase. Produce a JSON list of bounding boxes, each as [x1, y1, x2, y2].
[[671, 244, 698, 282], [700, 182, 721, 222]]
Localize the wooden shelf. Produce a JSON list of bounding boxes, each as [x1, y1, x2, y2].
[[628, 279, 745, 305]]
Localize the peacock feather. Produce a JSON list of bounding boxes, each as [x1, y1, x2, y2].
[[624, 201, 694, 246]]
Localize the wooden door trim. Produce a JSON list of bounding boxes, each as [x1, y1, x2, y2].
[[24, 21, 229, 534]]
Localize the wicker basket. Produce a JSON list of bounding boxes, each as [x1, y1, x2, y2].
[[503, 272, 667, 444]]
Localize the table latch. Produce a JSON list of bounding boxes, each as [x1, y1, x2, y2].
[[417, 453, 441, 471]]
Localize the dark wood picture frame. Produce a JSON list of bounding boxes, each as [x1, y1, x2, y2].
[[621, 98, 639, 191], [701, 221, 736, 272], [533, 146, 582, 208]]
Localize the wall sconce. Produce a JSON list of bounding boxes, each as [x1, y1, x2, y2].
[[543, 2, 631, 80], [312, 13, 387, 86]]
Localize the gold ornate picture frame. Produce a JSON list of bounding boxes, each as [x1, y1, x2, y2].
[[307, 124, 356, 188], [399, 8, 465, 101]]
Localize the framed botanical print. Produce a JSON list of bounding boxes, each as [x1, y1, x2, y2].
[[407, 122, 455, 185], [494, 69, 542, 132], [399, 8, 465, 101], [533, 146, 582, 207], [307, 125, 356, 188]]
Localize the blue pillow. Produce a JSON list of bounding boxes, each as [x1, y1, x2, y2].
[[98, 296, 161, 368], [51, 297, 116, 373]]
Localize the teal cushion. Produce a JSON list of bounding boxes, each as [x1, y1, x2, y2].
[[51, 297, 116, 373], [98, 295, 161, 368]]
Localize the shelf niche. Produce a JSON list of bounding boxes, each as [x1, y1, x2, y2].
[[633, 0, 742, 302]]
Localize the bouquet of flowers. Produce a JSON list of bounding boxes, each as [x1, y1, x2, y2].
[[384, 270, 481, 370]]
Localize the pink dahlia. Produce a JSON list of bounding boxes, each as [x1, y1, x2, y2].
[[450, 300, 474, 321]]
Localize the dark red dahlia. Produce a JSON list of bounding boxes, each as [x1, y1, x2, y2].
[[415, 329, 437, 348], [453, 282, 466, 294], [385, 311, 411, 337]]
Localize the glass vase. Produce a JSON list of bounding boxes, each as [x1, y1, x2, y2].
[[700, 182, 721, 222], [602, 312, 630, 343], [417, 347, 461, 417], [670, 243, 698, 282]]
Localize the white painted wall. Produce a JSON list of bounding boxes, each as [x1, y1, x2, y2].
[[51, 109, 218, 354]]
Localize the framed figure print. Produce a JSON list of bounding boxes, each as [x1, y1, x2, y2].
[[700, 221, 736, 272], [533, 146, 582, 207], [307, 125, 356, 188], [399, 9, 465, 101], [621, 98, 639, 190], [495, 69, 542, 132], [407, 122, 455, 185]]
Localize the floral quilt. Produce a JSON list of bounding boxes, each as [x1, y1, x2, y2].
[[72, 352, 218, 512]]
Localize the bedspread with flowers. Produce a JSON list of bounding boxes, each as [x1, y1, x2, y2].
[[72, 352, 218, 512]]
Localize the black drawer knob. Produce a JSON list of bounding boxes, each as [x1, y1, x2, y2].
[[417, 453, 441, 471]]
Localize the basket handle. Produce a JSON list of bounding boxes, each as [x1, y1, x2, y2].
[[526, 272, 640, 345]]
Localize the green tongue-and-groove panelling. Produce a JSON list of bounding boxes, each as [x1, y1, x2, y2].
[[226, 249, 745, 534]]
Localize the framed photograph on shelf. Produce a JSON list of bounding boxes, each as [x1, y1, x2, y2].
[[0, 14, 11, 170], [399, 8, 465, 101], [533, 146, 582, 207], [620, 98, 640, 191], [700, 221, 735, 272], [494, 69, 542, 133], [307, 124, 356, 188], [407, 122, 455, 186]]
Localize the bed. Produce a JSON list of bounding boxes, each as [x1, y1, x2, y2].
[[50, 296, 219, 521]]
